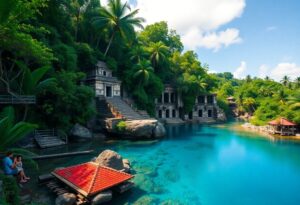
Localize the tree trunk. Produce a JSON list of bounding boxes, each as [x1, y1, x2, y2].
[[104, 30, 116, 57]]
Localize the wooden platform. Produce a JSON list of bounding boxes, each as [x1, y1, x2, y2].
[[34, 129, 67, 149], [0, 95, 36, 104]]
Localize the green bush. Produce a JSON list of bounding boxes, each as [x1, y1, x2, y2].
[[1, 175, 20, 205], [116, 121, 127, 132]]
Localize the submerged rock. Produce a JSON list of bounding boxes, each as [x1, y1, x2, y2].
[[55, 193, 76, 205], [164, 169, 180, 183], [133, 196, 159, 205], [69, 123, 92, 141]]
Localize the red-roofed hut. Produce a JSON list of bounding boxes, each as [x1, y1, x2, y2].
[[52, 162, 134, 198], [268, 117, 297, 136]]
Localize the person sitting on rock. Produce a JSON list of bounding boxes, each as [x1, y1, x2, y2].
[[15, 155, 30, 182], [2, 151, 28, 183]]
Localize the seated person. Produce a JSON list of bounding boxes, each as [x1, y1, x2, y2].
[[15, 155, 30, 181], [3, 151, 28, 183]]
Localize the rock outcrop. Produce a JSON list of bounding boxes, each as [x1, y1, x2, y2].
[[69, 123, 92, 141], [106, 119, 166, 139], [94, 149, 131, 173], [55, 193, 76, 205]]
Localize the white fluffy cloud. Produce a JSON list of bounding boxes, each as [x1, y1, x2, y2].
[[182, 28, 242, 52], [131, 0, 245, 51], [233, 61, 247, 79], [259, 63, 300, 81]]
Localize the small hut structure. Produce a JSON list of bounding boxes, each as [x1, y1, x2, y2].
[[268, 117, 297, 136], [52, 162, 134, 200]]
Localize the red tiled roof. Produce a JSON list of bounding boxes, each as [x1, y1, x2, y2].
[[52, 162, 133, 197], [268, 117, 297, 126]]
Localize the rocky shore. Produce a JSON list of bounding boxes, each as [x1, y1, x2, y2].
[[240, 123, 300, 140]]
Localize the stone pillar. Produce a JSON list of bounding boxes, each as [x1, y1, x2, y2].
[[213, 95, 217, 105], [168, 92, 171, 104], [204, 96, 207, 104], [162, 93, 164, 103]]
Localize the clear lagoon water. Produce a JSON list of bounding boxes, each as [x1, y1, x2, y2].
[[29, 123, 300, 205]]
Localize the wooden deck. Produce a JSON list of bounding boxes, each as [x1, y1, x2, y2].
[[34, 129, 68, 149], [0, 95, 36, 104]]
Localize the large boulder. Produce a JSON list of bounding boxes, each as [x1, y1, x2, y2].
[[95, 150, 125, 170], [91, 190, 112, 205], [55, 193, 76, 205], [124, 120, 157, 138], [69, 123, 92, 141], [114, 119, 166, 139]]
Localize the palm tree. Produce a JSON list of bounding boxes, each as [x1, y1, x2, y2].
[[243, 97, 256, 113], [130, 44, 147, 63], [277, 89, 287, 105], [287, 91, 300, 110], [0, 106, 38, 168], [146, 41, 169, 69], [133, 59, 153, 87], [93, 0, 144, 56], [281, 75, 290, 86]]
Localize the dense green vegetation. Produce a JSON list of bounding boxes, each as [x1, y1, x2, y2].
[[213, 73, 300, 125], [0, 0, 299, 134], [0, 0, 299, 204]]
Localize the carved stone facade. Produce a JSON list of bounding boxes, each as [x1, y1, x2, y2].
[[155, 85, 225, 122], [155, 85, 183, 120], [188, 94, 218, 122], [86, 61, 121, 97]]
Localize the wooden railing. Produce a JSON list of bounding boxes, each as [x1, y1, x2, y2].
[[0, 95, 36, 104]]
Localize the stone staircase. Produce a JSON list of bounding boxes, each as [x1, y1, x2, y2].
[[105, 97, 150, 120], [34, 129, 67, 149], [96, 97, 114, 119]]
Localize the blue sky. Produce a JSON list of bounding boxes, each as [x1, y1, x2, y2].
[[198, 0, 300, 80], [126, 0, 300, 81]]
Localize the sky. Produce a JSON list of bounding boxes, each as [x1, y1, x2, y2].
[[104, 0, 300, 81]]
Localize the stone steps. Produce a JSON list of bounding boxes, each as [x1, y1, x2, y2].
[[34, 130, 66, 149], [105, 97, 148, 120]]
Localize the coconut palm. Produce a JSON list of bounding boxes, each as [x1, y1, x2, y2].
[[281, 75, 290, 86], [130, 44, 148, 63], [146, 41, 169, 69], [287, 91, 300, 110], [133, 59, 153, 86], [243, 97, 256, 113], [93, 0, 144, 56]]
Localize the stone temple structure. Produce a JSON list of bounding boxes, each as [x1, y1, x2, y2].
[[155, 85, 225, 123], [85, 61, 121, 98], [155, 85, 183, 120]]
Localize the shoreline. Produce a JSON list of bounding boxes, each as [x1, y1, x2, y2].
[[234, 122, 300, 141]]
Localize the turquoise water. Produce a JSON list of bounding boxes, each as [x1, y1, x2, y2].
[[30, 123, 300, 204]]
